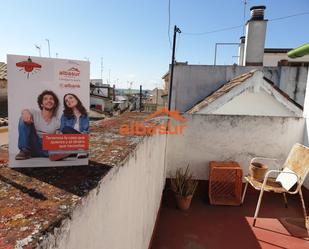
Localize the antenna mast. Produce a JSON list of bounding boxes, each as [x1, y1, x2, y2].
[[101, 57, 103, 83], [243, 0, 247, 35]]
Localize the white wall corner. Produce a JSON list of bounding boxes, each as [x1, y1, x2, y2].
[[303, 67, 309, 118], [302, 67, 309, 148]]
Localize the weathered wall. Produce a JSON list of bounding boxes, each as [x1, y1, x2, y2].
[[171, 65, 308, 112], [277, 66, 308, 106], [40, 133, 167, 249], [166, 114, 305, 180]]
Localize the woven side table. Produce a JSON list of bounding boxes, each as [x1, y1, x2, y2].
[[209, 161, 243, 206]]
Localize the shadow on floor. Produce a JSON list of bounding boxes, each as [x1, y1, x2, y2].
[[151, 186, 309, 249]]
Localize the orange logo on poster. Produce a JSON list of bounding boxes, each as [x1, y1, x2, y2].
[[119, 108, 187, 136], [59, 67, 80, 77]]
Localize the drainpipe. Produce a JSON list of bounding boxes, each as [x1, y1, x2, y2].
[[238, 36, 246, 66]]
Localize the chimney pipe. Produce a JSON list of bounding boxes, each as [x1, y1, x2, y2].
[[244, 5, 267, 66], [250, 5, 266, 20], [238, 36, 246, 66]]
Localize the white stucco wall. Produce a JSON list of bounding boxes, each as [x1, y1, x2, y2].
[[210, 89, 295, 117], [166, 114, 305, 180], [302, 68, 309, 189], [40, 133, 167, 249], [263, 53, 309, 67]]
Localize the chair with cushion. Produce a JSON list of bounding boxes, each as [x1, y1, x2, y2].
[[242, 143, 309, 226]]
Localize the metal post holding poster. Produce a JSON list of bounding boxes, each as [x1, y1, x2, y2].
[[7, 55, 90, 167]]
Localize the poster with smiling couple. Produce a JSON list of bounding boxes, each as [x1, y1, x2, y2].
[[7, 55, 90, 168]]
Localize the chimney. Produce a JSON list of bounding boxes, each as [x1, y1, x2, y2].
[[238, 36, 246, 66], [243, 6, 267, 66]]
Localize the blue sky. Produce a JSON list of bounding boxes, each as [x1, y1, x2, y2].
[[1, 0, 309, 89]]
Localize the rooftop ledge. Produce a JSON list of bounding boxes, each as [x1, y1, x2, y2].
[[0, 112, 161, 249]]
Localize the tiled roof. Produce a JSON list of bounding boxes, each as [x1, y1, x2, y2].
[[0, 62, 7, 80], [187, 70, 256, 114]]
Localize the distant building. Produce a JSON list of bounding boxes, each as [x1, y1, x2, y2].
[[113, 95, 129, 112], [0, 62, 7, 117], [150, 88, 165, 106], [90, 81, 115, 113], [162, 72, 169, 93]]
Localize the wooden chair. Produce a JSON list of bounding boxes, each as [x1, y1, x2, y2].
[[242, 143, 309, 226]]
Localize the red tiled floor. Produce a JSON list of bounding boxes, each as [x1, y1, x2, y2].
[[151, 188, 309, 249]]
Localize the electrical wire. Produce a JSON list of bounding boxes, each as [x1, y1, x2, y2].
[[181, 11, 309, 36], [182, 25, 243, 36], [268, 11, 309, 22]]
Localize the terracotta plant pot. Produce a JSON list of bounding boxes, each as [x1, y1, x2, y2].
[[250, 162, 268, 182], [175, 194, 193, 210]]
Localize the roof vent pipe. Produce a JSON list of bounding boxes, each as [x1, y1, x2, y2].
[[250, 6, 266, 20], [238, 36, 246, 66]]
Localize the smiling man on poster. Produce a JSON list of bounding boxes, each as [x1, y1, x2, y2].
[[15, 90, 60, 160]]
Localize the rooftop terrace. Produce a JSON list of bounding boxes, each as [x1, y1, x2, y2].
[[151, 184, 309, 249]]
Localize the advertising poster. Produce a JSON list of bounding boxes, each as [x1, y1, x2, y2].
[[7, 55, 90, 167]]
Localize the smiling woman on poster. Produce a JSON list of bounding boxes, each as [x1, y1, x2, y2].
[[60, 93, 89, 134]]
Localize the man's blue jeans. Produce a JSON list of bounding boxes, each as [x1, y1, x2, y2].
[[18, 119, 48, 157]]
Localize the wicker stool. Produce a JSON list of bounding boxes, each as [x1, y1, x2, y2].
[[209, 161, 243, 206]]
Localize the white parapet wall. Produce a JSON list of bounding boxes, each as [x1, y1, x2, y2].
[[166, 114, 305, 184], [40, 133, 167, 249]]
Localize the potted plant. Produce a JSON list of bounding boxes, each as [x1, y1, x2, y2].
[[249, 161, 268, 182], [170, 165, 198, 210]]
